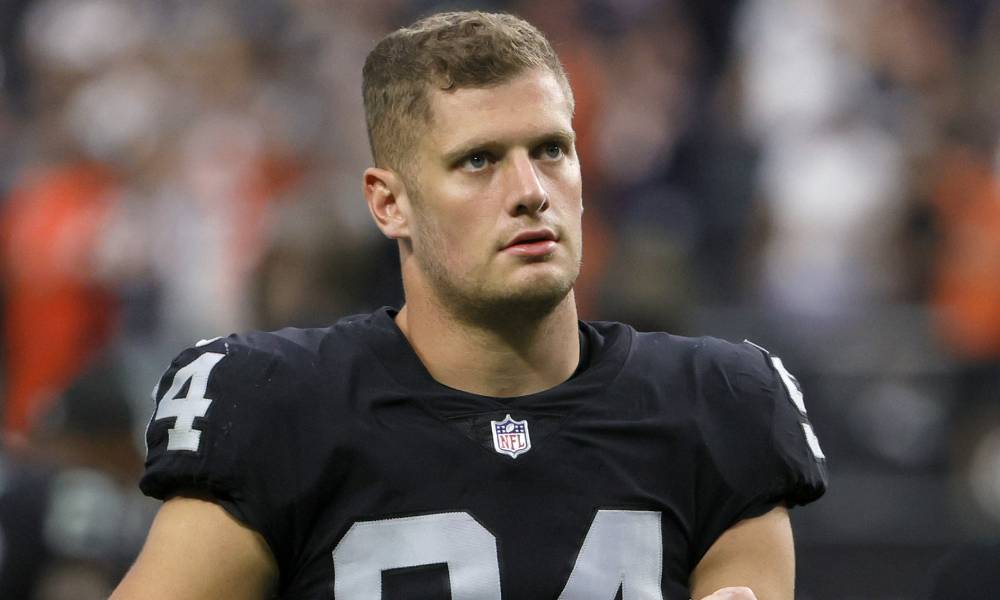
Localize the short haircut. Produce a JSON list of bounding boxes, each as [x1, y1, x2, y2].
[[362, 11, 573, 174]]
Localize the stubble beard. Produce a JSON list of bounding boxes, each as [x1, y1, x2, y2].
[[415, 224, 581, 329]]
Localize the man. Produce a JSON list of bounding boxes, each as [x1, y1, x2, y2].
[[112, 11, 826, 599]]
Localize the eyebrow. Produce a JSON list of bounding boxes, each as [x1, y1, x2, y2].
[[440, 129, 577, 166]]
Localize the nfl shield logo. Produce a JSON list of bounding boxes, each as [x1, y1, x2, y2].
[[491, 414, 531, 458]]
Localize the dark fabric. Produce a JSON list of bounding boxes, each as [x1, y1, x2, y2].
[[141, 307, 827, 598]]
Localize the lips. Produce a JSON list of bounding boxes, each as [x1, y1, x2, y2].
[[502, 228, 559, 257], [503, 229, 557, 249]]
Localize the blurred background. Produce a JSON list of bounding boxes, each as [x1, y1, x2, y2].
[[0, 0, 997, 598]]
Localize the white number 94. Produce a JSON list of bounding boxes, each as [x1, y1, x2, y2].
[[333, 510, 664, 599]]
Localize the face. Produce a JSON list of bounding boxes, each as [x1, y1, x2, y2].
[[401, 68, 583, 322]]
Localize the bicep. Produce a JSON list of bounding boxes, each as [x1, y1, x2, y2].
[[689, 505, 795, 600], [111, 494, 278, 600]]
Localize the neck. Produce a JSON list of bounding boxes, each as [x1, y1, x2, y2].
[[394, 290, 580, 398]]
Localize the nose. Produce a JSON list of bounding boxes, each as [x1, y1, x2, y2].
[[507, 152, 549, 216]]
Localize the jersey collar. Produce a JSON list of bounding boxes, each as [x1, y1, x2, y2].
[[359, 306, 632, 406]]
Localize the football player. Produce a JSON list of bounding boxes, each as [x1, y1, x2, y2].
[[112, 11, 826, 600]]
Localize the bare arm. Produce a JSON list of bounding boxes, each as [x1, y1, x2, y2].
[[110, 494, 278, 600], [689, 505, 794, 600]]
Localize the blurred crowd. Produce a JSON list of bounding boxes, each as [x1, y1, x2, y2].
[[0, 0, 997, 598]]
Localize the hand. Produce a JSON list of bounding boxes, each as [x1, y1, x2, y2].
[[698, 587, 758, 600]]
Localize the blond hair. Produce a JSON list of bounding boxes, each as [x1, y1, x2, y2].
[[362, 11, 573, 173]]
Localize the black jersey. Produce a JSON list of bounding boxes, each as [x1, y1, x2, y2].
[[141, 307, 827, 599]]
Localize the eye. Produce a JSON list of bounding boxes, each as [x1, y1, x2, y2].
[[539, 142, 564, 160], [461, 152, 491, 171]]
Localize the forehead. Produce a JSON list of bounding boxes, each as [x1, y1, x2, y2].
[[422, 68, 574, 153]]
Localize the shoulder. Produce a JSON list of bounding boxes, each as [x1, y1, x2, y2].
[[215, 313, 374, 362], [617, 325, 826, 494], [148, 329, 324, 415], [630, 329, 763, 368], [583, 319, 766, 385], [141, 330, 318, 485], [139, 313, 389, 572], [682, 336, 827, 506], [612, 326, 773, 393], [159, 311, 382, 389], [628, 332, 811, 447], [142, 312, 381, 493]]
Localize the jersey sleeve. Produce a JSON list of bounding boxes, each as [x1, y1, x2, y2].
[[139, 333, 319, 574], [690, 338, 827, 563]]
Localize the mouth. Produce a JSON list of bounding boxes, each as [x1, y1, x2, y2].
[[502, 228, 559, 257]]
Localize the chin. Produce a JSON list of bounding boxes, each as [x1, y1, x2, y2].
[[510, 280, 571, 307], [433, 273, 572, 325], [482, 290, 570, 323], [423, 253, 580, 324], [478, 272, 576, 322]]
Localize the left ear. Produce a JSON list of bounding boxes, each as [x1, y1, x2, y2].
[[363, 167, 412, 240]]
